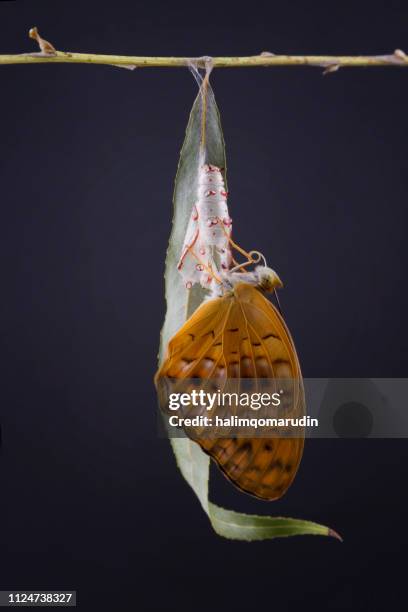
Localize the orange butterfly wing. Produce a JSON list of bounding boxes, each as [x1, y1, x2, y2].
[[155, 282, 305, 501]]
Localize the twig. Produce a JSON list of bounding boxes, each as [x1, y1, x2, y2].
[[0, 28, 407, 73]]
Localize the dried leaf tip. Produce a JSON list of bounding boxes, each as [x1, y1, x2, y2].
[[328, 528, 343, 542], [110, 63, 137, 70], [28, 27, 57, 56], [323, 63, 340, 75]]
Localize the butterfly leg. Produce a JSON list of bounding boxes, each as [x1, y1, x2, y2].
[[216, 218, 267, 272], [186, 244, 222, 284]]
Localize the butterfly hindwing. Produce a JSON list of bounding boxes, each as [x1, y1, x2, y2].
[[155, 282, 305, 501]]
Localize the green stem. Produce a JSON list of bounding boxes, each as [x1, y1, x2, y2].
[[1, 50, 408, 70]]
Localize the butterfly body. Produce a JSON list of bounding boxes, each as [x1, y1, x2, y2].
[[156, 279, 305, 501]]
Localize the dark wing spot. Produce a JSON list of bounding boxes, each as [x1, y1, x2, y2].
[[227, 328, 239, 333], [262, 333, 279, 340], [203, 330, 215, 339], [239, 442, 252, 455], [181, 358, 195, 365]]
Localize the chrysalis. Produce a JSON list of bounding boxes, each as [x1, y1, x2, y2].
[[177, 163, 232, 291]]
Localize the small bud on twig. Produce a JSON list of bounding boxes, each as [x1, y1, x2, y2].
[[394, 49, 407, 61], [323, 63, 340, 75], [28, 27, 57, 57]]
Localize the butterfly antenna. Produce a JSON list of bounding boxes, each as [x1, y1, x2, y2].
[[274, 288, 283, 315]]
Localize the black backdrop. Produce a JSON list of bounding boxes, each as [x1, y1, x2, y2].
[[1, 1, 408, 610]]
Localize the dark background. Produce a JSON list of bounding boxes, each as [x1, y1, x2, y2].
[[1, 0, 407, 610]]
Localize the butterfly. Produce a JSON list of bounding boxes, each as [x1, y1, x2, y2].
[[155, 265, 305, 501]]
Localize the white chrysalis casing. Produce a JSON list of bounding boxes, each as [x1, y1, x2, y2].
[[178, 164, 232, 290]]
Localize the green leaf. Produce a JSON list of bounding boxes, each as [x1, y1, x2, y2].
[[208, 505, 341, 541], [158, 77, 340, 542]]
